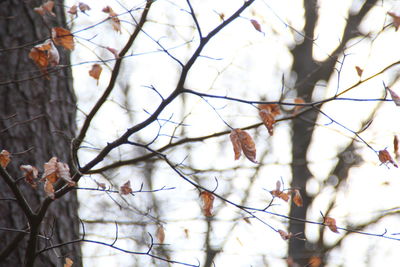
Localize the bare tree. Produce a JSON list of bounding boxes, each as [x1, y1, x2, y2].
[[0, 0, 80, 266], [1, 0, 400, 267]]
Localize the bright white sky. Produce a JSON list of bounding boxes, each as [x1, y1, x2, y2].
[[65, 0, 400, 266]]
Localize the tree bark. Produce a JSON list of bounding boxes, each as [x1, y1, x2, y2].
[[0, 0, 81, 266], [288, 0, 377, 265]]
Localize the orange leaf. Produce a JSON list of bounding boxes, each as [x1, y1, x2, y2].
[[200, 191, 215, 217], [42, 157, 75, 186], [309, 256, 322, 267], [293, 97, 305, 113], [29, 40, 59, 72], [378, 149, 398, 168], [259, 109, 275, 136], [292, 189, 303, 207], [34, 1, 55, 17], [388, 12, 400, 31], [44, 180, 55, 199], [89, 64, 102, 84], [156, 225, 165, 244], [64, 257, 73, 267], [278, 229, 292, 240], [250, 19, 262, 32], [271, 190, 290, 201], [120, 180, 132, 195], [259, 103, 280, 117], [0, 150, 11, 168], [229, 129, 242, 160], [324, 216, 339, 233], [270, 180, 289, 201], [386, 87, 400, 106], [103, 6, 121, 32], [20, 165, 39, 188], [355, 66, 363, 77], [52, 27, 74, 50], [237, 129, 257, 163]]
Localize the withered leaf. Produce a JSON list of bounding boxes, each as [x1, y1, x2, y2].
[[259, 109, 275, 136], [156, 225, 165, 244], [278, 229, 292, 240], [64, 257, 73, 267], [120, 180, 132, 195], [79, 2, 91, 12], [44, 180, 55, 199], [20, 165, 39, 188], [378, 149, 398, 168], [324, 216, 339, 233], [103, 6, 121, 32], [292, 189, 303, 207], [250, 19, 262, 32], [386, 87, 400, 106], [388, 12, 400, 31], [89, 64, 102, 84], [200, 191, 215, 217], [355, 66, 363, 77], [52, 27, 75, 50], [0, 150, 11, 168], [230, 129, 257, 163], [34, 1, 55, 17]]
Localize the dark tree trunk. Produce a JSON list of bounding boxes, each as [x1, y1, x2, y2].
[[0, 0, 81, 266], [288, 0, 377, 265]]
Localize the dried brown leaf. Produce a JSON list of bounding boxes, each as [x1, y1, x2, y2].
[[64, 257, 73, 267], [120, 180, 132, 195], [0, 150, 11, 168], [250, 19, 262, 32], [355, 66, 363, 77], [68, 5, 78, 15], [386, 87, 400, 106], [293, 97, 305, 113], [324, 216, 339, 233], [258, 103, 280, 117], [395, 136, 399, 159], [106, 47, 119, 59], [156, 225, 165, 244], [103, 6, 121, 32], [44, 180, 55, 199], [230, 129, 242, 160], [34, 1, 55, 17], [292, 189, 303, 207], [237, 129, 257, 163], [200, 191, 215, 217], [388, 12, 400, 31], [57, 162, 75, 186], [42, 157, 58, 183], [309, 256, 322, 267], [89, 64, 102, 84], [259, 109, 275, 135], [52, 27, 74, 50], [278, 229, 292, 240], [20, 165, 39, 188], [79, 2, 91, 12], [378, 149, 398, 168]]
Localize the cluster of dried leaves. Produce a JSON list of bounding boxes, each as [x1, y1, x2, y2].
[[0, 151, 75, 199]]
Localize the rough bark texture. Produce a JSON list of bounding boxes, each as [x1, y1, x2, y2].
[[0, 0, 81, 266], [288, 0, 377, 265]]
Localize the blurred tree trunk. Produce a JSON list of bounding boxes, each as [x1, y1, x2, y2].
[[0, 0, 81, 266], [288, 0, 377, 265]]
